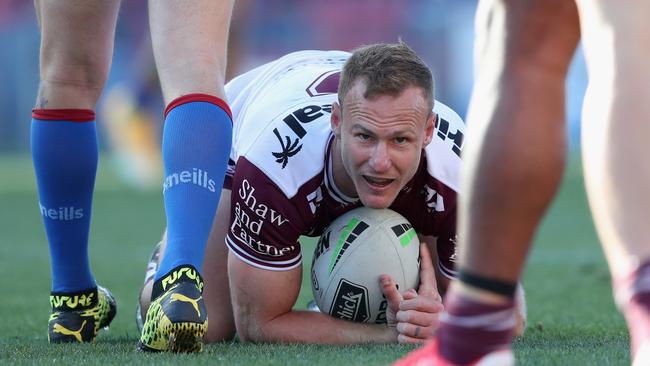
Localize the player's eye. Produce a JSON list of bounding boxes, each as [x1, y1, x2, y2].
[[357, 133, 371, 141], [395, 137, 408, 144]]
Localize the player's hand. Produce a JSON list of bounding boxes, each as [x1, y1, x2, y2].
[[380, 243, 444, 344]]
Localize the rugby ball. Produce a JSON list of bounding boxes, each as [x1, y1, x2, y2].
[[310, 207, 420, 324]]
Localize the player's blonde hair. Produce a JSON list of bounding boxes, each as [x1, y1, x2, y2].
[[339, 41, 434, 110]]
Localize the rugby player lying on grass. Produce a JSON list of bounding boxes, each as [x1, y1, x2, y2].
[[138, 42, 526, 344]]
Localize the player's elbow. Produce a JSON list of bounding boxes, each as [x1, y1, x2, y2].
[[235, 322, 262, 343], [236, 322, 275, 343], [233, 308, 268, 343]]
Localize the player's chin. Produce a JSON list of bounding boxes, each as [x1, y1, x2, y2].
[[358, 191, 398, 209], [358, 179, 399, 208]]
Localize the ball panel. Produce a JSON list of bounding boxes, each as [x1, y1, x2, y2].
[[381, 218, 421, 292]]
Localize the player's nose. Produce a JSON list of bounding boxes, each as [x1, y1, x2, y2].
[[368, 142, 391, 172]]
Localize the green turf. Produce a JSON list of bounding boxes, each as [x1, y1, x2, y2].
[[0, 154, 630, 365]]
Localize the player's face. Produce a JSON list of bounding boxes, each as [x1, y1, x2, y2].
[[332, 81, 434, 209]]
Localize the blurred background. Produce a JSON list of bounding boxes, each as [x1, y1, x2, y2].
[[0, 0, 587, 188], [3, 3, 625, 362]]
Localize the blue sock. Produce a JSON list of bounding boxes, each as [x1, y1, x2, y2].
[[31, 109, 98, 293], [155, 94, 232, 281]]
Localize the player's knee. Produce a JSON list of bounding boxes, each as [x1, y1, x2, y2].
[[40, 59, 109, 104], [506, 1, 580, 76], [478, 0, 579, 79], [155, 52, 225, 101], [156, 45, 222, 75], [232, 311, 265, 343], [233, 320, 257, 343], [138, 282, 153, 320], [203, 298, 236, 342]]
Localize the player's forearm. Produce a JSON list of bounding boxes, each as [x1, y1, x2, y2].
[[237, 309, 398, 344]]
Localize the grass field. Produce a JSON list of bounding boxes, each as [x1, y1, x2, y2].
[[0, 154, 629, 365]]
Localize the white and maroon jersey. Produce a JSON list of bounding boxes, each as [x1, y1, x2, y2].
[[224, 50, 465, 279]]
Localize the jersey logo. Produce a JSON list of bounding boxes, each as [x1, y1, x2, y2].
[[271, 104, 331, 168], [306, 71, 341, 97], [272, 129, 302, 168], [423, 185, 445, 212], [435, 115, 464, 157], [307, 187, 324, 214], [449, 235, 459, 263]]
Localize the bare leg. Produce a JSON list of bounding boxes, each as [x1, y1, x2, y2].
[[457, 0, 580, 291], [34, 0, 121, 344], [139, 1, 235, 352], [578, 0, 650, 280], [201, 191, 236, 342], [393, 0, 580, 364], [145, 0, 234, 280], [35, 0, 120, 109], [148, 0, 234, 104], [34, 0, 121, 290], [577, 0, 650, 359], [138, 190, 235, 342]]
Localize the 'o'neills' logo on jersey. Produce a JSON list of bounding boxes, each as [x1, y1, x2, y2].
[[161, 267, 204, 292], [163, 168, 216, 193], [40, 203, 83, 221], [50, 292, 94, 310]]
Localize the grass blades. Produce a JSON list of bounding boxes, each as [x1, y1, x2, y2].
[[0, 155, 629, 365]]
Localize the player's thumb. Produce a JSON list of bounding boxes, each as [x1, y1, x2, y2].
[[380, 274, 403, 313]]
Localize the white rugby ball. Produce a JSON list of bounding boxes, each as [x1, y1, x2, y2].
[[310, 207, 420, 324]]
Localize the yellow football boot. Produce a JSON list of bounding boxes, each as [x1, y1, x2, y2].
[[48, 286, 117, 343]]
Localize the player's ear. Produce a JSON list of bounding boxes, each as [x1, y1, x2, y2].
[[423, 112, 436, 146], [331, 101, 342, 138]]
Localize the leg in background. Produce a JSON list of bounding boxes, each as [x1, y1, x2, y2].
[[577, 0, 650, 361], [33, 0, 121, 343]]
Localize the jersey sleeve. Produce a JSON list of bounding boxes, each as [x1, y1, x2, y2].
[[425, 100, 464, 279], [431, 203, 458, 280], [415, 176, 459, 280], [226, 157, 309, 271]]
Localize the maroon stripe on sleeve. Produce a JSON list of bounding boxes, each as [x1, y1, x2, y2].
[[31, 109, 95, 122], [164, 93, 233, 121]]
